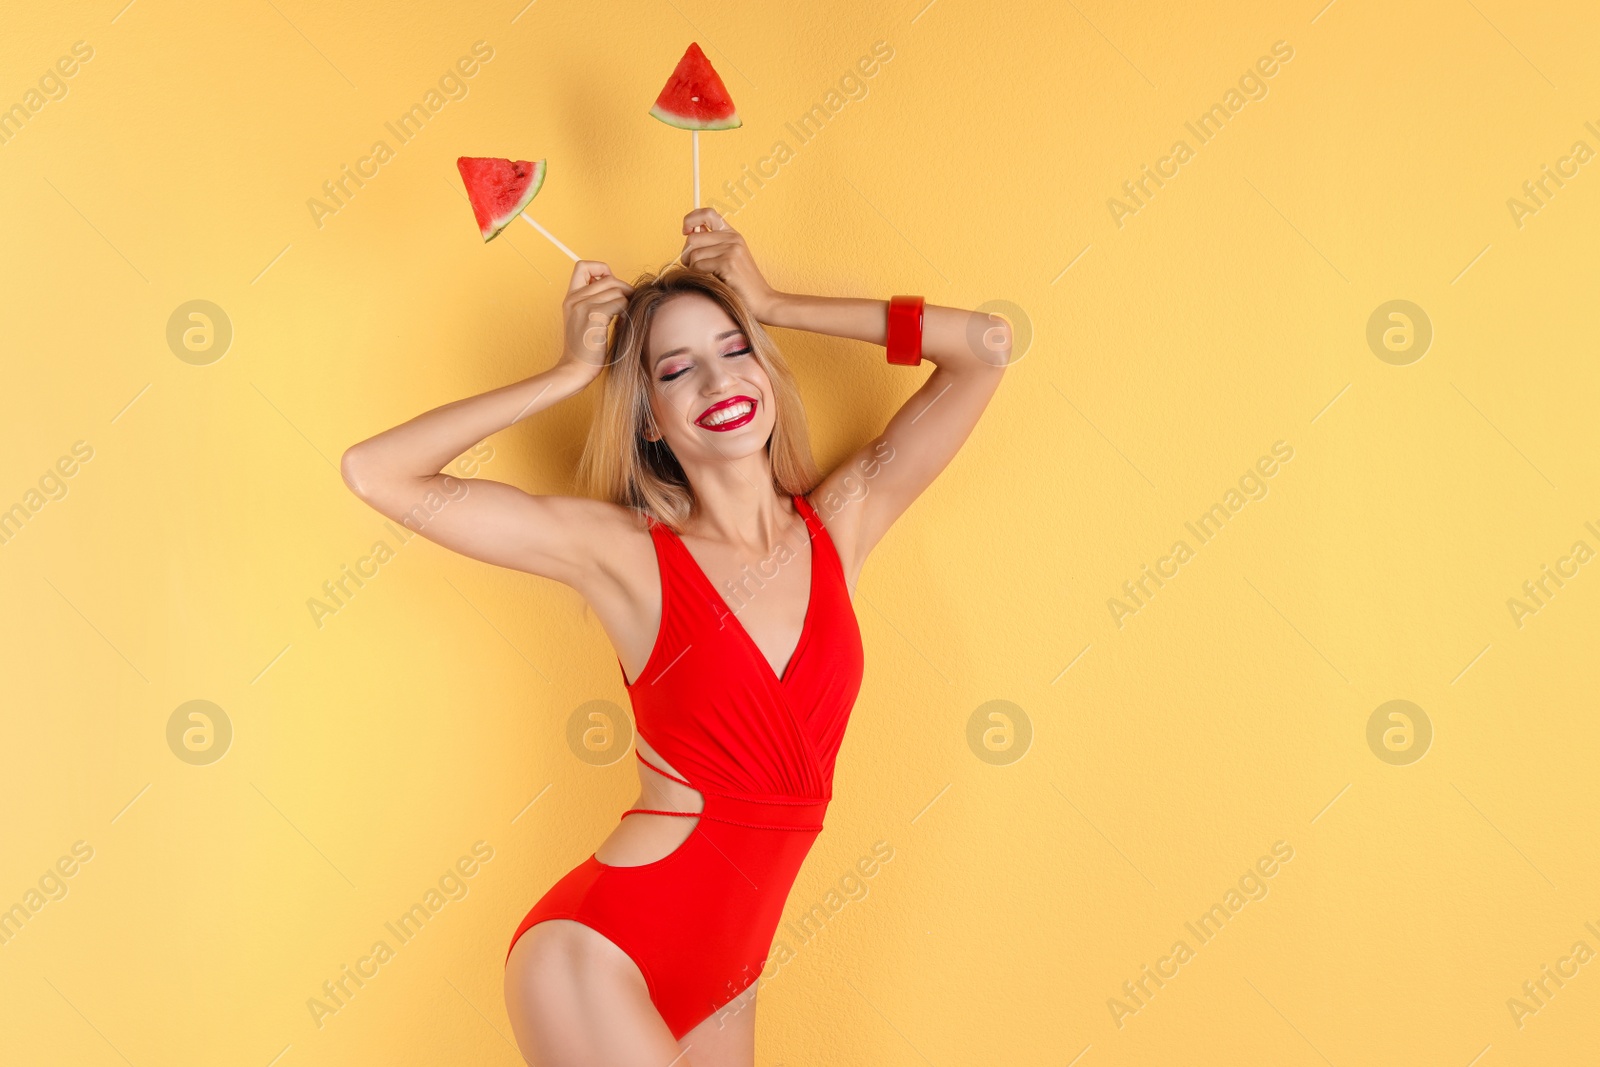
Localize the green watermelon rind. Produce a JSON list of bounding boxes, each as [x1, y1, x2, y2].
[[649, 102, 743, 132], [480, 159, 546, 242]]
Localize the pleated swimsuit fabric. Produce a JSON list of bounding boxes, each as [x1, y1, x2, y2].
[[506, 493, 865, 1039]]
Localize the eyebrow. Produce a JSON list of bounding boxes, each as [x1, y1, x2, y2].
[[652, 329, 747, 368]]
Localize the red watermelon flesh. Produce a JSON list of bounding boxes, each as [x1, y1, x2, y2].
[[456, 157, 547, 241], [650, 43, 741, 131]]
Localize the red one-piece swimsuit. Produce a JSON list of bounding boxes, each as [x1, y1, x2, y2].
[[506, 493, 865, 1039]]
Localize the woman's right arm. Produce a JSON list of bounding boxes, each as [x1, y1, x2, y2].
[[339, 261, 634, 589]]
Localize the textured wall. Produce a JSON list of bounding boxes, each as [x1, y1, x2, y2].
[[2, 1, 1597, 1064]]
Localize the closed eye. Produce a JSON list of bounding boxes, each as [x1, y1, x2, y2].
[[659, 346, 750, 382]]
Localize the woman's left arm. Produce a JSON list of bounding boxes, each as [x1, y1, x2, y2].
[[679, 208, 1011, 582], [766, 291, 1009, 579]]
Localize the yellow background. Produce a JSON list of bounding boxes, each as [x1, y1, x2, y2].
[[3, 0, 1598, 1063]]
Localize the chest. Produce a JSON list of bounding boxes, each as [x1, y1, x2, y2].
[[678, 525, 815, 680]]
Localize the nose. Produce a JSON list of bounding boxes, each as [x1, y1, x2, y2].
[[701, 355, 738, 396]]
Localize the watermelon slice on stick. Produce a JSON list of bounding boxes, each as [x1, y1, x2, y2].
[[455, 156, 579, 260], [649, 43, 742, 210]]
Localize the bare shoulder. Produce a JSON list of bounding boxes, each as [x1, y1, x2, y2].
[[546, 495, 659, 593]]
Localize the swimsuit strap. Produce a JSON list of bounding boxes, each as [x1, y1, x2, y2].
[[792, 492, 823, 534], [624, 752, 702, 823], [619, 807, 824, 831], [792, 492, 845, 583], [636, 750, 695, 789], [620, 807, 699, 820]]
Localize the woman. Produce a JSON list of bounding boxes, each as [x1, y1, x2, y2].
[[341, 208, 1009, 1066]]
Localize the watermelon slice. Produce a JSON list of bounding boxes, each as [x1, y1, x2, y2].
[[650, 43, 741, 131], [456, 157, 547, 242]]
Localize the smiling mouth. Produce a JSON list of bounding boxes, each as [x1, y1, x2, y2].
[[695, 396, 758, 431]]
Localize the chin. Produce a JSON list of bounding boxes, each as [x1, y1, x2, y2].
[[678, 420, 776, 464], [711, 427, 774, 460]]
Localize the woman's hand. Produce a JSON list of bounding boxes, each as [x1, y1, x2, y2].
[[678, 208, 782, 322], [558, 260, 634, 386]]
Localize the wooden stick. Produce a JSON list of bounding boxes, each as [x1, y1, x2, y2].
[[519, 212, 580, 262], [693, 129, 700, 209]]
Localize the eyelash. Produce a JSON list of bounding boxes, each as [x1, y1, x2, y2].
[[659, 346, 751, 382]]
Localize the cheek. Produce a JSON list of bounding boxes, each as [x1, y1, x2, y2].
[[646, 392, 676, 436], [651, 383, 688, 417], [651, 389, 699, 443], [742, 364, 775, 398]]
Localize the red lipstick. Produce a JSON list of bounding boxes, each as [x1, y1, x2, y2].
[[694, 396, 758, 432]]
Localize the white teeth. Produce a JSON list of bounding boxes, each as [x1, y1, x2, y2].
[[702, 401, 752, 426]]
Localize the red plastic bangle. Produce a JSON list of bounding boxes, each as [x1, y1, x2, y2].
[[886, 295, 924, 366]]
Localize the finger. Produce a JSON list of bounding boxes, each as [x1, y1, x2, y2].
[[577, 275, 634, 299], [568, 260, 613, 292], [682, 207, 732, 234], [681, 230, 738, 249], [579, 299, 628, 332], [584, 298, 622, 316], [679, 243, 718, 269], [690, 244, 729, 267], [684, 256, 729, 280], [577, 289, 631, 314], [581, 280, 635, 304], [678, 233, 736, 266], [588, 283, 633, 306]]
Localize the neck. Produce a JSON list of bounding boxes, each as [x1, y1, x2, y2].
[[680, 452, 798, 549]]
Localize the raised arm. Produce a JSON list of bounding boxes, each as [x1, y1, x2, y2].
[[339, 261, 636, 590], [677, 209, 1010, 583]]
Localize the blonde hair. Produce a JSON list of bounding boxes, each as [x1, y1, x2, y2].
[[576, 263, 818, 531]]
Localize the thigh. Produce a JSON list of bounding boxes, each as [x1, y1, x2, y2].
[[504, 919, 692, 1067], [678, 980, 758, 1067]]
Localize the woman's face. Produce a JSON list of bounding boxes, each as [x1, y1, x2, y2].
[[644, 292, 777, 467]]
